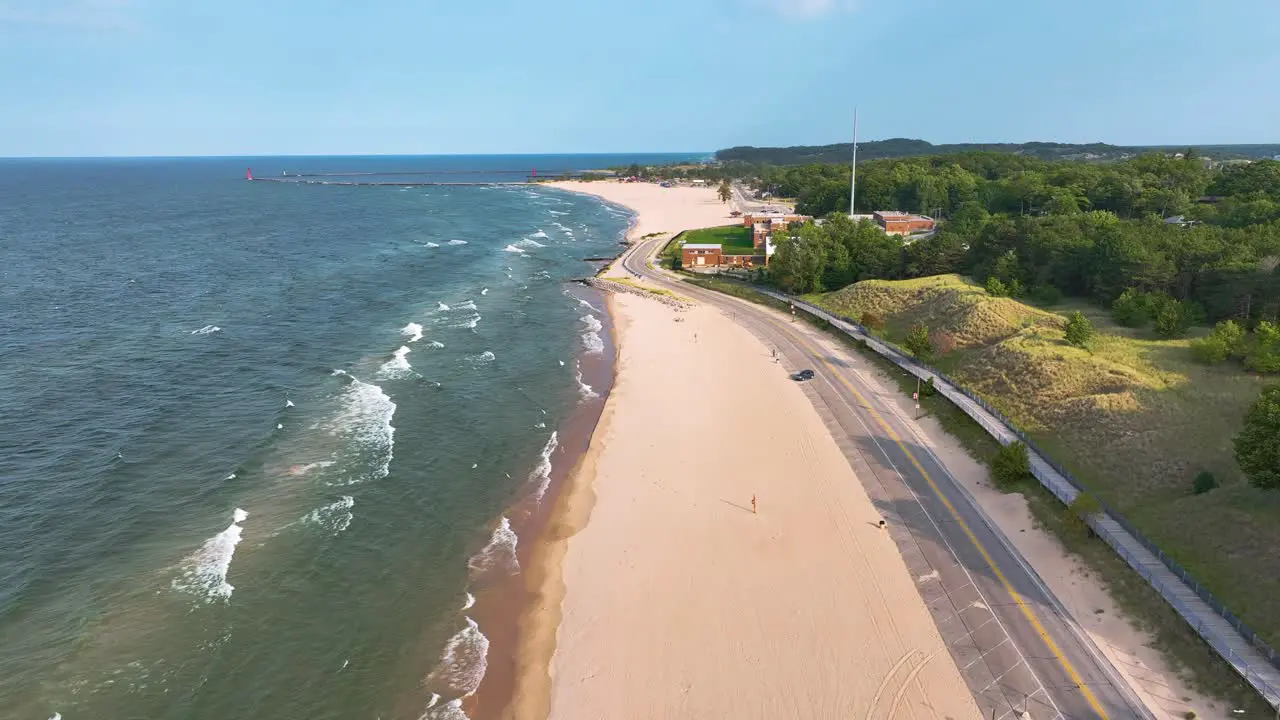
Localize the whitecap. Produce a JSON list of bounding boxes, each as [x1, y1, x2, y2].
[[402, 322, 424, 343], [468, 517, 519, 575], [502, 244, 526, 254], [172, 508, 249, 602], [462, 593, 475, 610], [516, 238, 545, 249], [450, 315, 480, 330], [467, 350, 495, 366], [454, 300, 477, 311], [329, 375, 396, 485], [378, 346, 414, 380], [191, 325, 222, 335], [548, 209, 568, 216], [447, 239, 468, 246], [557, 360, 565, 367], [418, 698, 469, 720], [285, 399, 295, 408], [276, 423, 284, 430], [302, 496, 354, 534], [529, 432, 559, 501], [534, 421, 546, 429], [480, 288, 489, 296], [437, 302, 451, 311], [423, 617, 490, 704], [574, 364, 599, 400], [580, 315, 604, 355], [48, 714, 61, 720], [428, 340, 445, 349], [423, 241, 440, 248]]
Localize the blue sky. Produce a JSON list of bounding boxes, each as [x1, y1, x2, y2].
[[2, 0, 1278, 156]]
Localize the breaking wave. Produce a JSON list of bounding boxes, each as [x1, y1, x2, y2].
[[303, 496, 354, 534], [420, 617, 489, 718], [574, 363, 598, 400], [191, 325, 222, 335], [402, 323, 424, 342], [378, 346, 414, 379], [172, 508, 248, 603], [529, 432, 559, 501], [329, 374, 397, 485], [502, 244, 525, 254], [580, 315, 604, 354], [447, 239, 468, 246], [468, 516, 519, 576]]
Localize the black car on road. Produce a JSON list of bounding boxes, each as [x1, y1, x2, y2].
[[790, 369, 815, 382]]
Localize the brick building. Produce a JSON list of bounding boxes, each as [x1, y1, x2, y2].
[[874, 211, 934, 235], [681, 243, 723, 268]]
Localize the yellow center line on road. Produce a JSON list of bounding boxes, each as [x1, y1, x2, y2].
[[756, 313, 1110, 720]]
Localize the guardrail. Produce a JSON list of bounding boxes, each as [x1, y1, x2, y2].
[[745, 285, 1280, 708]]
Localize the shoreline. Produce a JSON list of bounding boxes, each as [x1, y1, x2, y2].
[[504, 182, 980, 719], [459, 282, 617, 720]]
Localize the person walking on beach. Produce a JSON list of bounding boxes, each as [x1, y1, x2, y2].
[[790, 304, 796, 322], [751, 494, 757, 515], [772, 347, 779, 363]]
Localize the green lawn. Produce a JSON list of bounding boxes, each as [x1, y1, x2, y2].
[[680, 225, 755, 255]]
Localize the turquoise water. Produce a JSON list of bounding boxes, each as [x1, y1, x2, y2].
[[0, 156, 679, 719]]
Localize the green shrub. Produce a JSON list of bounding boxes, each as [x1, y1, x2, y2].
[[1153, 297, 1191, 338], [1190, 336, 1231, 364], [1235, 384, 1280, 490], [904, 323, 935, 362], [1064, 311, 1094, 348], [1245, 321, 1280, 373], [985, 276, 1009, 297], [991, 441, 1032, 490], [1192, 471, 1218, 495], [1007, 278, 1026, 298], [1111, 288, 1152, 327]]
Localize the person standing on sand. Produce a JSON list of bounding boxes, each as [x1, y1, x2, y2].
[[751, 494, 757, 514]]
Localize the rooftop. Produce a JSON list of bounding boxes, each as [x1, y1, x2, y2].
[[683, 243, 722, 250]]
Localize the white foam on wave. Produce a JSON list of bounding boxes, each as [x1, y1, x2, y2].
[[454, 300, 477, 311], [468, 516, 519, 575], [574, 363, 598, 400], [502, 244, 525, 254], [437, 302, 451, 311], [516, 237, 545, 249], [531, 229, 548, 239], [480, 288, 488, 296], [418, 697, 470, 720], [548, 209, 568, 216], [580, 315, 604, 355], [450, 314, 480, 330], [423, 241, 440, 248], [378, 346, 414, 380], [462, 592, 475, 610], [467, 350, 495, 366], [428, 340, 445, 348], [529, 432, 559, 501], [329, 374, 397, 485], [423, 617, 490, 708], [402, 323, 424, 343], [286, 399, 295, 408], [447, 239, 468, 246], [564, 289, 601, 314], [303, 495, 354, 534], [172, 508, 249, 603], [191, 325, 222, 335]]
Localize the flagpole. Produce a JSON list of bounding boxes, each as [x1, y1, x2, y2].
[[850, 108, 858, 216]]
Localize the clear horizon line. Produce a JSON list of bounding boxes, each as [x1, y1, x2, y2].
[[0, 150, 714, 161]]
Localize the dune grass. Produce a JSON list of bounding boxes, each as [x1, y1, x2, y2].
[[811, 274, 1280, 650]]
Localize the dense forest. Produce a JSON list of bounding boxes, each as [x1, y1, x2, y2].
[[762, 154, 1280, 340], [717, 139, 1280, 166]]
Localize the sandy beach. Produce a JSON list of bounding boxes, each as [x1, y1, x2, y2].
[[509, 180, 1226, 720], [509, 182, 981, 719]]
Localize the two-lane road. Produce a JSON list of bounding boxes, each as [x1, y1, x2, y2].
[[618, 236, 1152, 720]]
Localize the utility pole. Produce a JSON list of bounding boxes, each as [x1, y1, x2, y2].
[[849, 108, 858, 216]]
